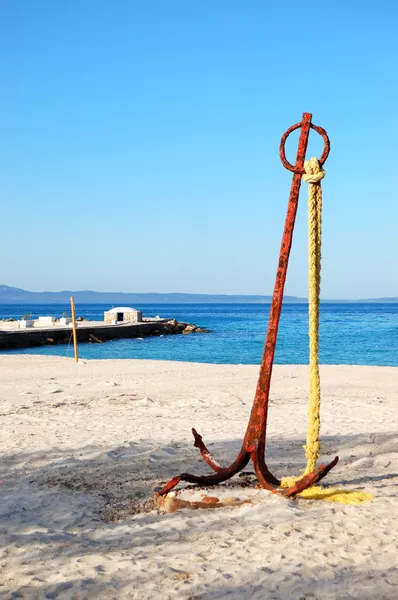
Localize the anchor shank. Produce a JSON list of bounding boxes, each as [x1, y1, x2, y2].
[[243, 112, 312, 451]]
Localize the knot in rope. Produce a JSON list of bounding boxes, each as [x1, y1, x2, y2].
[[302, 157, 326, 184]]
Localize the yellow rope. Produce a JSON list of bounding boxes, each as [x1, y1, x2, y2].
[[281, 158, 372, 505], [303, 157, 323, 475]]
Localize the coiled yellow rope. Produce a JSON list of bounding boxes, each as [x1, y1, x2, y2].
[[281, 158, 372, 504]]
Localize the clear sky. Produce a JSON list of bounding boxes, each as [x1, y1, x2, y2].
[[1, 0, 397, 298]]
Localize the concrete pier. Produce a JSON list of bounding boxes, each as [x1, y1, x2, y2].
[[0, 319, 208, 350]]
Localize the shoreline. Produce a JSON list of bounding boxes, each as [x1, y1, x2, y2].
[[1, 352, 398, 369]]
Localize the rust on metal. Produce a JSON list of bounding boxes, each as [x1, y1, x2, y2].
[[158, 112, 338, 500]]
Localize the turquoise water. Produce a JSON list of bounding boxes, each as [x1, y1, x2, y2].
[[1, 303, 397, 366]]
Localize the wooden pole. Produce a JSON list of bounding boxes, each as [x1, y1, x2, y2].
[[70, 296, 79, 363]]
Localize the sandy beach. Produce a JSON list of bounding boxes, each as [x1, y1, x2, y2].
[[1, 355, 397, 599]]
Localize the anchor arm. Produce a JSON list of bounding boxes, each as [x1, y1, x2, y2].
[[281, 457, 339, 497], [158, 450, 251, 496], [192, 428, 225, 473]]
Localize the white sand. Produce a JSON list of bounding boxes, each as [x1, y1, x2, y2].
[[1, 355, 397, 599]]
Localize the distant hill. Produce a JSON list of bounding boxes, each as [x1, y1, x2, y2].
[[0, 285, 397, 304], [0, 285, 304, 304]]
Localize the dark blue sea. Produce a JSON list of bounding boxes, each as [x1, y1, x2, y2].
[[1, 303, 397, 366]]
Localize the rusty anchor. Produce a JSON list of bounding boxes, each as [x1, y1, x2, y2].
[[158, 112, 339, 499]]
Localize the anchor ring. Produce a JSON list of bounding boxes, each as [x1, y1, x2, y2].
[[280, 121, 330, 174]]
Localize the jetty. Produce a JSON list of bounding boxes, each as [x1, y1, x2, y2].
[[0, 319, 209, 351]]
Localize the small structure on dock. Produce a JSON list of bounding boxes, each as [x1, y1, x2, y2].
[[104, 306, 142, 324]]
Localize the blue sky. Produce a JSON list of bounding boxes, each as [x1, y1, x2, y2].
[[1, 0, 397, 298]]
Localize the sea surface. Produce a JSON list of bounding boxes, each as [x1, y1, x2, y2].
[[0, 303, 397, 366]]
